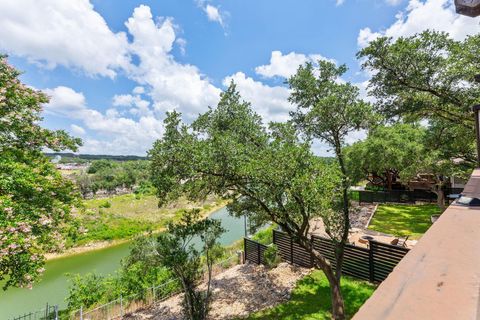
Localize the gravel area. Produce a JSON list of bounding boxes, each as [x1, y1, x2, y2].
[[124, 262, 310, 320]]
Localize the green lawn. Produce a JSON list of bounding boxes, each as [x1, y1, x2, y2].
[[368, 204, 440, 239], [247, 270, 375, 320]]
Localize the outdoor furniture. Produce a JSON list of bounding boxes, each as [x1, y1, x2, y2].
[[391, 235, 409, 247]]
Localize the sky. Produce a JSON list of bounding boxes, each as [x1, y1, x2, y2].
[[0, 0, 479, 155]]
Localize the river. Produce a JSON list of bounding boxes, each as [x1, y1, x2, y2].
[[0, 206, 244, 319]]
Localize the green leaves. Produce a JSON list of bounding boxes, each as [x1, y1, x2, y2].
[[149, 82, 342, 239], [0, 56, 81, 290]]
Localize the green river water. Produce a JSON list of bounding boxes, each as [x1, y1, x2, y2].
[[0, 207, 244, 319]]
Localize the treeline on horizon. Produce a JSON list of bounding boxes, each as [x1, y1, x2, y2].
[[45, 152, 148, 162]]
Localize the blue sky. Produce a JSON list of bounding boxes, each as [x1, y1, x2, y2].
[[0, 0, 478, 155]]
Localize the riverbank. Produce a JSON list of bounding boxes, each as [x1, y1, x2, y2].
[[46, 198, 229, 260], [0, 206, 244, 320]]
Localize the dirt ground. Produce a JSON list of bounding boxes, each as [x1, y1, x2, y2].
[[124, 262, 310, 320]]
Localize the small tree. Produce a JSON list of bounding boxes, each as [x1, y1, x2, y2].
[[287, 61, 373, 319], [0, 55, 81, 289], [155, 210, 224, 320], [149, 83, 347, 319]]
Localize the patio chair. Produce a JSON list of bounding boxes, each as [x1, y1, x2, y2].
[[391, 235, 409, 247]]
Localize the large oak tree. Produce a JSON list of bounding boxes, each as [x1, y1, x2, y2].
[[149, 83, 351, 319]]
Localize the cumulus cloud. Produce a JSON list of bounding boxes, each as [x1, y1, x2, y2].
[[45, 86, 164, 155], [125, 5, 221, 120], [0, 0, 130, 78], [223, 72, 293, 123], [255, 51, 336, 79], [358, 0, 480, 47]]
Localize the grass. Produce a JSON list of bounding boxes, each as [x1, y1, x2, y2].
[[368, 204, 441, 239], [247, 270, 376, 320], [72, 194, 226, 245]]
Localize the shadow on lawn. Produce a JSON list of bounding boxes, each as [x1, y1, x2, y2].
[[248, 271, 375, 320]]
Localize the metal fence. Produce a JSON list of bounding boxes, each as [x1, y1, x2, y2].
[[68, 254, 239, 320], [244, 230, 410, 283], [11, 304, 59, 320], [357, 188, 463, 204]]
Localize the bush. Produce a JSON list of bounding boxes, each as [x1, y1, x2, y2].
[[263, 244, 281, 269], [99, 200, 111, 208], [251, 225, 274, 245]]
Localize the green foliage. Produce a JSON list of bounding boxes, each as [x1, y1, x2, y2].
[[154, 210, 225, 320], [0, 55, 81, 289], [149, 82, 345, 318], [345, 124, 426, 187], [74, 160, 151, 198], [149, 82, 341, 242], [66, 237, 179, 311], [251, 225, 275, 245], [263, 244, 281, 269], [247, 271, 376, 320], [99, 200, 111, 208], [288, 60, 374, 244], [368, 204, 440, 239], [66, 273, 108, 311], [345, 123, 461, 210], [357, 30, 477, 170]]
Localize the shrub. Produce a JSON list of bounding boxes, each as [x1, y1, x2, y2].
[[99, 200, 111, 208], [263, 244, 281, 269]]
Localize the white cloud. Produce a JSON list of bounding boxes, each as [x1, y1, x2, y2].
[[0, 0, 130, 78], [358, 0, 480, 47], [125, 5, 221, 119], [70, 124, 86, 136], [205, 5, 224, 25], [133, 86, 145, 95], [196, 1, 227, 29], [45, 86, 164, 155], [255, 51, 335, 79], [223, 72, 293, 123]]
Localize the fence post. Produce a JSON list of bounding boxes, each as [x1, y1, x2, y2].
[[257, 242, 261, 264], [368, 241, 374, 283], [80, 306, 83, 320], [290, 237, 294, 265], [54, 305, 58, 320], [310, 237, 314, 268], [243, 238, 247, 264]]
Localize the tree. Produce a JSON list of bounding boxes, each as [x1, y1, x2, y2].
[[357, 30, 479, 168], [346, 123, 462, 211], [149, 83, 347, 319], [287, 61, 373, 319], [0, 55, 81, 289], [154, 210, 224, 320], [345, 123, 425, 190]]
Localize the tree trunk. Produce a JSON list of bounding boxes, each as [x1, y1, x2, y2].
[[386, 170, 393, 190], [297, 237, 346, 320], [434, 188, 446, 212], [326, 270, 346, 320]]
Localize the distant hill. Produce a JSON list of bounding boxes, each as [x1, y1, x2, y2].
[[45, 152, 148, 162]]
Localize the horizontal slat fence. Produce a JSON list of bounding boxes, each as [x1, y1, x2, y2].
[[245, 230, 410, 283], [358, 188, 463, 204], [244, 238, 268, 264]]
